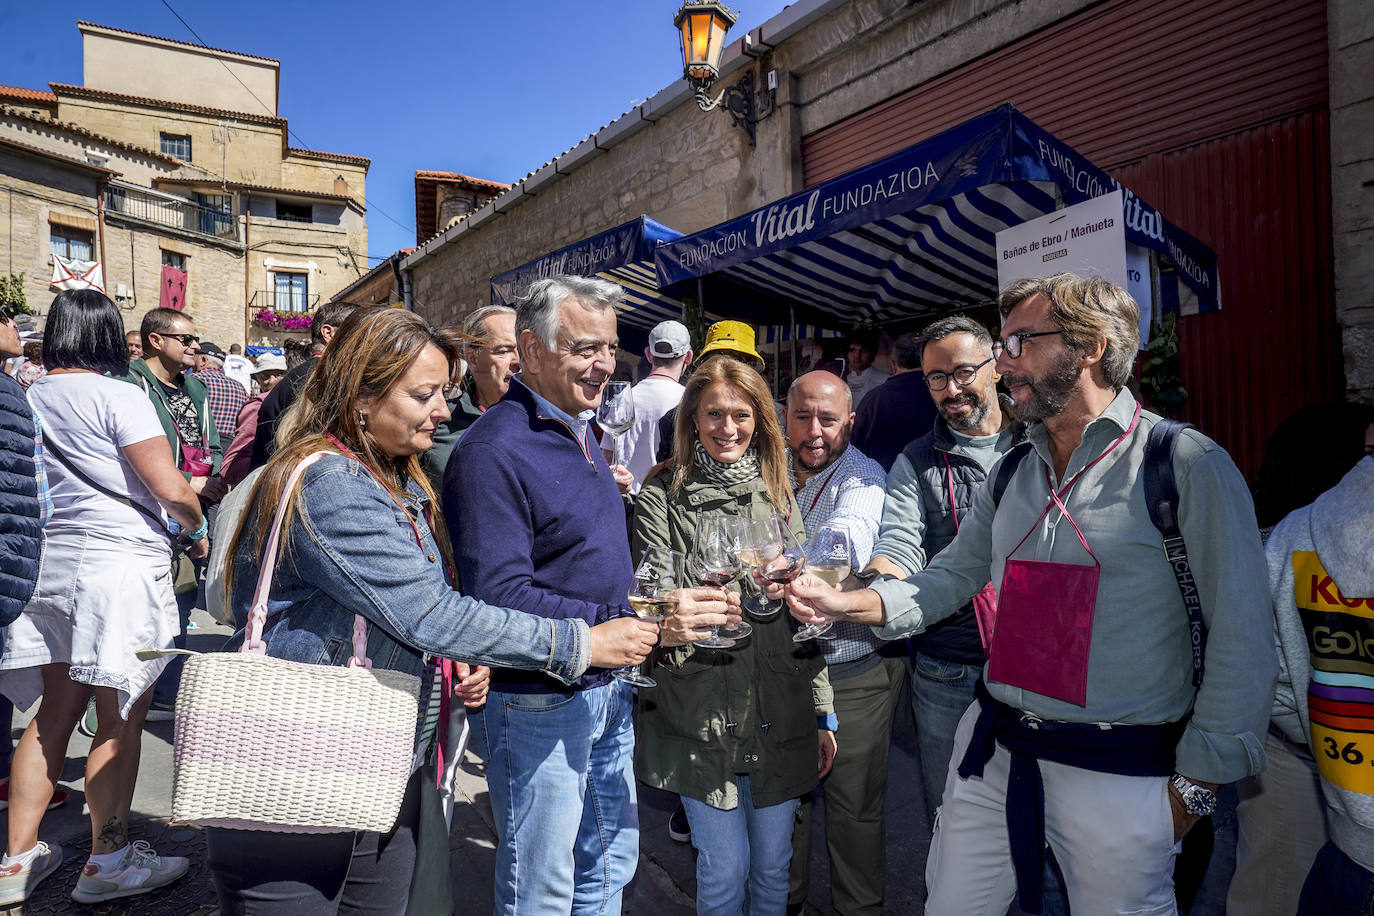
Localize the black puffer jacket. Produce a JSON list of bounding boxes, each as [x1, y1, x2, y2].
[[0, 373, 41, 624]]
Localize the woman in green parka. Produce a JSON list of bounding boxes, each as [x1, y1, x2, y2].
[[632, 355, 835, 916]]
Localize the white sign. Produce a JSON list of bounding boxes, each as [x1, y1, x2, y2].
[[996, 190, 1155, 347], [996, 190, 1127, 292]]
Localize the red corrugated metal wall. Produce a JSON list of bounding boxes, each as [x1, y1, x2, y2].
[[799, 0, 1338, 478]]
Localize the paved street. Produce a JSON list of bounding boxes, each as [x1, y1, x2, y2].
[[1, 607, 1239, 914]]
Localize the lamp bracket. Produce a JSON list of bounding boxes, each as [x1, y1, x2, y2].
[[693, 70, 776, 148]]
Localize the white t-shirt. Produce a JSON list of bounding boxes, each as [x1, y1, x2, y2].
[[221, 355, 254, 393], [619, 374, 685, 494], [28, 373, 170, 543]]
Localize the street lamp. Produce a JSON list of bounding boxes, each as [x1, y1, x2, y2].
[[673, 0, 775, 148], [674, 0, 737, 93]]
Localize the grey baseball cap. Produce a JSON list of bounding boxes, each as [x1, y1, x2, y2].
[[648, 320, 691, 359]]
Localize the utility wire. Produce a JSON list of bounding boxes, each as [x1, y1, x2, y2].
[[158, 0, 417, 240]]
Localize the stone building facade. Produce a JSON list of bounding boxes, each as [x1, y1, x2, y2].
[[402, 0, 1362, 477], [0, 20, 370, 350]]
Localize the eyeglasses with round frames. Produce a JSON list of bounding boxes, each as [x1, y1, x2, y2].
[[923, 356, 995, 392], [159, 332, 200, 347], [995, 329, 1062, 359]]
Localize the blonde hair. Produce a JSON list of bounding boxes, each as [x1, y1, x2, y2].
[[998, 273, 1140, 389], [671, 355, 791, 513], [224, 307, 462, 604]]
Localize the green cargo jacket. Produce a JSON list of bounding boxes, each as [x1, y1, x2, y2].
[[631, 466, 834, 810]]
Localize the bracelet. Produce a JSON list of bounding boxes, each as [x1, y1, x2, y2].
[[187, 518, 209, 541]]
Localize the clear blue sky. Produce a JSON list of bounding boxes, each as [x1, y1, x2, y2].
[[0, 0, 788, 267]]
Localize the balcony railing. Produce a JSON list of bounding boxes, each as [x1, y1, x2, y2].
[[249, 289, 320, 313], [104, 185, 240, 243]]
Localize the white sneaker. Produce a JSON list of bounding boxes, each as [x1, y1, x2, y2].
[[0, 841, 64, 905], [70, 840, 189, 904]]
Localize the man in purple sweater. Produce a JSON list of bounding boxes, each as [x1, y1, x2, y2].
[[446, 275, 640, 915]]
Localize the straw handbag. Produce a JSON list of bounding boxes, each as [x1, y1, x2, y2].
[[170, 452, 421, 833]]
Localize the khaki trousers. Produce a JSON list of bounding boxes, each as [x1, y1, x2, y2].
[[788, 656, 906, 915]]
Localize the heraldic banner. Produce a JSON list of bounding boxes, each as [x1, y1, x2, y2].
[[50, 254, 105, 293], [161, 265, 188, 310]]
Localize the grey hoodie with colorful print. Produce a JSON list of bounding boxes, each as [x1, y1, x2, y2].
[[1270, 456, 1374, 872]]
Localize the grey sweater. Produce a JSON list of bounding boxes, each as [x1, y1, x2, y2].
[[1270, 456, 1374, 871]]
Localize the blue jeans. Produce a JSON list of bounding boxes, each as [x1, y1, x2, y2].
[[470, 680, 638, 916], [910, 652, 980, 821], [682, 777, 798, 916], [1298, 840, 1374, 915]]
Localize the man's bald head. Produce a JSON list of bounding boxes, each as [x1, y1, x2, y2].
[[788, 370, 852, 413], [786, 370, 855, 481]]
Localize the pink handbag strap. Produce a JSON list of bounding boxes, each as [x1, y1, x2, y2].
[[241, 451, 371, 669]]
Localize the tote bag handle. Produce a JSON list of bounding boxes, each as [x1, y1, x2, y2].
[[240, 451, 371, 668]]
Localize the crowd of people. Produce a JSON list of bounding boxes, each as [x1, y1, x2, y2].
[[0, 270, 1370, 915]]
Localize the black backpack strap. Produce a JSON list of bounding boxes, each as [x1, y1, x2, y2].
[[991, 441, 1033, 508], [1144, 418, 1205, 687], [40, 429, 172, 538]]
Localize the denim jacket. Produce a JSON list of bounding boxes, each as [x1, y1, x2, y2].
[[226, 453, 590, 683]]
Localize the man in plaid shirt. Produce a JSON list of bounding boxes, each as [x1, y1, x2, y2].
[[782, 370, 892, 916], [193, 342, 248, 443]]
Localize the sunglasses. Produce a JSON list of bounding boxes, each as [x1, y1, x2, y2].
[[158, 332, 201, 346]]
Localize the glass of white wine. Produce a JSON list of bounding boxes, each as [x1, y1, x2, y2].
[[794, 522, 850, 642], [597, 380, 636, 467], [614, 546, 682, 688]]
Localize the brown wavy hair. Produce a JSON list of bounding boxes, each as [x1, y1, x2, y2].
[[670, 355, 791, 514], [223, 307, 463, 603]]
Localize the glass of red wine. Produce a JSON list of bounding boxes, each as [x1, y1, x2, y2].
[[688, 515, 746, 647], [758, 522, 806, 619]]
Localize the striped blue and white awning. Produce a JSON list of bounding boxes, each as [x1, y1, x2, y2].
[[656, 105, 1220, 324], [491, 216, 685, 338], [761, 324, 845, 344]]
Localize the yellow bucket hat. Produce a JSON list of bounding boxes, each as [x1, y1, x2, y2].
[[698, 320, 763, 366]]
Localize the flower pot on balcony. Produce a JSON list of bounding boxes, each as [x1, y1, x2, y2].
[[252, 308, 314, 332]]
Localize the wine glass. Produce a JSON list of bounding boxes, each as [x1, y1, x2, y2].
[[736, 513, 785, 619], [687, 515, 743, 648], [794, 522, 851, 642], [757, 521, 806, 620], [597, 380, 635, 467], [614, 546, 683, 688]]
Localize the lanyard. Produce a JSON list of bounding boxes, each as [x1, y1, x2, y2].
[[803, 461, 844, 524], [1007, 403, 1142, 561]]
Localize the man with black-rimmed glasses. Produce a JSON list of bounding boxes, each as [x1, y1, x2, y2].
[[859, 315, 1021, 827]]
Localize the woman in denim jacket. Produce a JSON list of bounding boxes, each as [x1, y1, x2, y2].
[[209, 307, 657, 915]]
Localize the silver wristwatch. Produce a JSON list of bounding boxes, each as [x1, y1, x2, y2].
[[1171, 774, 1217, 816]]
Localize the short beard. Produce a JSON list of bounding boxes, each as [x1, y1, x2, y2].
[[941, 392, 992, 431], [793, 442, 840, 474], [1004, 352, 1081, 424]]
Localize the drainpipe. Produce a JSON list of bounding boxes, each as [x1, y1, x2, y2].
[[96, 176, 109, 288], [392, 254, 413, 310], [243, 199, 252, 344]]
